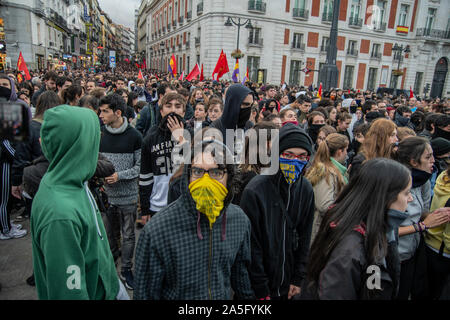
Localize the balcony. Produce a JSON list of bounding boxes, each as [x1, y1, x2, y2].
[[322, 12, 333, 23], [291, 42, 305, 51], [173, 20, 177, 27], [162, 26, 166, 33], [167, 24, 171, 31], [416, 28, 450, 40], [248, 37, 263, 47], [197, 2, 203, 15], [49, 9, 69, 32], [346, 48, 358, 57], [33, 0, 45, 18], [293, 8, 309, 20], [187, 11, 192, 21], [195, 37, 200, 46], [370, 52, 382, 60], [186, 40, 190, 49], [373, 21, 387, 32], [179, 16, 184, 24], [248, 1, 266, 14], [349, 16, 362, 28]]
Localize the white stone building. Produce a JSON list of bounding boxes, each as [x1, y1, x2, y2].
[[138, 0, 450, 98]]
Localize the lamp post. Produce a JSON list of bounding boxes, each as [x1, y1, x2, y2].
[[224, 16, 253, 72], [391, 43, 410, 89], [318, 0, 340, 91]]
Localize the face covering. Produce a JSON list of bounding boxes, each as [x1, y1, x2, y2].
[[411, 168, 432, 188], [395, 113, 410, 127], [434, 127, 450, 141], [238, 107, 252, 128], [350, 105, 357, 114], [135, 86, 144, 96], [282, 120, 299, 127], [279, 157, 307, 185], [311, 102, 318, 109], [159, 112, 184, 132], [189, 173, 228, 229], [0, 86, 12, 100], [386, 209, 409, 243], [308, 124, 325, 144]]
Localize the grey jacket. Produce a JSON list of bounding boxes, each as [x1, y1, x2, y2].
[[398, 181, 431, 261]]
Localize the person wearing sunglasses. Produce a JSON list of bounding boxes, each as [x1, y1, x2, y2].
[[134, 140, 255, 300], [240, 123, 315, 300]]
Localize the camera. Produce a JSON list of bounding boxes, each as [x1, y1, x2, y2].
[[0, 101, 30, 142]]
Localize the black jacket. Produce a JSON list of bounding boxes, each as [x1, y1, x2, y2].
[[349, 152, 366, 180], [301, 229, 399, 300], [239, 171, 315, 299]]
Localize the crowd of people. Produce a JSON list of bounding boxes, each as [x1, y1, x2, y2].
[[0, 63, 449, 300]]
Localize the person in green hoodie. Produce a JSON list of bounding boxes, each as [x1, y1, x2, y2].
[[306, 133, 349, 244], [31, 105, 128, 300]]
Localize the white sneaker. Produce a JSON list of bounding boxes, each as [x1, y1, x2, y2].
[[0, 228, 27, 240], [11, 223, 22, 230]]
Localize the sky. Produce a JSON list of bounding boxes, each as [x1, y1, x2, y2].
[[97, 0, 140, 29]]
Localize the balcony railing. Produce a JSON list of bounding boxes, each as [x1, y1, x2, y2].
[[248, 1, 266, 14], [248, 37, 263, 46], [349, 16, 362, 27], [346, 48, 359, 56], [195, 37, 200, 46], [173, 20, 177, 27], [320, 44, 329, 52], [291, 42, 305, 51], [322, 11, 333, 22], [416, 28, 450, 40], [197, 2, 203, 15], [162, 26, 166, 33], [33, 0, 45, 18], [167, 24, 171, 31], [370, 52, 382, 60], [179, 16, 184, 24], [293, 8, 309, 19], [187, 11, 192, 21], [373, 21, 387, 32]]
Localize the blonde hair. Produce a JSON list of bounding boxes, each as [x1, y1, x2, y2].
[[306, 133, 348, 193], [189, 88, 209, 106], [360, 118, 397, 160], [397, 126, 416, 141]]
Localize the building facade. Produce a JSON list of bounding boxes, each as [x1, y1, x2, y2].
[[139, 0, 449, 97]]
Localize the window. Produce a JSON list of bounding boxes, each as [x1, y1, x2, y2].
[[293, 33, 304, 48], [37, 23, 41, 44], [169, 6, 172, 24], [414, 72, 423, 93], [249, 28, 261, 44], [397, 4, 409, 26], [248, 56, 260, 82], [323, 0, 333, 15], [348, 40, 357, 52], [371, 43, 381, 58], [367, 68, 377, 90], [425, 8, 436, 34], [289, 60, 302, 85], [196, 54, 200, 63], [294, 0, 306, 10], [343, 65, 354, 89], [321, 36, 329, 51], [181, 0, 184, 17], [187, 56, 190, 73], [350, 0, 361, 19]]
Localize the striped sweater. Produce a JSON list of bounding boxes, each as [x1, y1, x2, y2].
[[99, 119, 142, 206]]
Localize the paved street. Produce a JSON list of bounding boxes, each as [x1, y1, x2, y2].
[[0, 209, 137, 300]]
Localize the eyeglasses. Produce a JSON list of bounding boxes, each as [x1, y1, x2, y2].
[[281, 152, 310, 161], [191, 167, 227, 180]]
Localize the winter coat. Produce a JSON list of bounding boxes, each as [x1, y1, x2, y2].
[[134, 166, 255, 300], [240, 170, 315, 299]]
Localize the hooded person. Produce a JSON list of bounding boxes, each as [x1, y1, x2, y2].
[[211, 83, 254, 144], [134, 140, 255, 300], [30, 105, 128, 300], [240, 123, 316, 300]]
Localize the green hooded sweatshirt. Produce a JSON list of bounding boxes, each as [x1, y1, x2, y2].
[[31, 105, 119, 300]]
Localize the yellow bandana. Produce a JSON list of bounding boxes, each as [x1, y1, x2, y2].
[[189, 173, 228, 229]]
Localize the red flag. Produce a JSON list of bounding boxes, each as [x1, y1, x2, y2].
[[143, 58, 147, 69], [318, 83, 323, 100], [178, 71, 184, 81], [138, 69, 144, 80], [212, 50, 229, 80], [135, 63, 140, 69], [410, 86, 414, 98], [186, 63, 200, 81], [200, 64, 204, 81], [17, 52, 31, 82]]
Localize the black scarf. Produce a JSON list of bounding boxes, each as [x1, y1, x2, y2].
[[411, 168, 432, 188]]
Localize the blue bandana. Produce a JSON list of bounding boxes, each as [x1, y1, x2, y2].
[[279, 157, 308, 185]]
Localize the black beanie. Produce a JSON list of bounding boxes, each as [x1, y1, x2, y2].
[[431, 138, 450, 157], [279, 123, 313, 155]]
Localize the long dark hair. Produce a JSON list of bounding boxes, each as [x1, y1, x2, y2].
[[391, 136, 429, 169], [34, 91, 62, 120], [307, 158, 411, 289]]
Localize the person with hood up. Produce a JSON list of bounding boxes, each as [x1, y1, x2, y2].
[[394, 106, 413, 128], [240, 123, 315, 300], [30, 105, 128, 300], [134, 140, 255, 300]]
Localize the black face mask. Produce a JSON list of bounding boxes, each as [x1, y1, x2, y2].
[[159, 112, 184, 132], [238, 107, 252, 128], [434, 127, 450, 141], [350, 105, 357, 114], [0, 86, 11, 100], [352, 139, 361, 153]]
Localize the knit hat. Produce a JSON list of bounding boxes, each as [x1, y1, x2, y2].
[[431, 138, 450, 157], [279, 123, 313, 155]]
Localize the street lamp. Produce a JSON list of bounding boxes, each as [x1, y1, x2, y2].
[[224, 16, 253, 61], [391, 43, 410, 89]]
